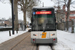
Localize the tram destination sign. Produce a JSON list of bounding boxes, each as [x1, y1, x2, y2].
[[33, 11, 52, 15], [36, 11, 51, 14]]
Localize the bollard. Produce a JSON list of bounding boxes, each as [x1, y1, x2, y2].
[[9, 31, 11, 36], [71, 20, 74, 33], [16, 30, 18, 33]]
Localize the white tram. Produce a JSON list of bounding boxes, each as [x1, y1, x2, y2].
[[31, 7, 57, 44]]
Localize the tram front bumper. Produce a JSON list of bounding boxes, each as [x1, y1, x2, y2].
[[31, 38, 57, 44]]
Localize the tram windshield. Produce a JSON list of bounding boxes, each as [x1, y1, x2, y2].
[[32, 14, 56, 31]]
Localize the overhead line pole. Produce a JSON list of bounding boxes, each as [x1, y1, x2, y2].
[[11, 0, 14, 35]]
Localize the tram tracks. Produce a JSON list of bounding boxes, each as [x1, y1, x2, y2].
[[10, 35, 54, 50], [9, 32, 54, 50]]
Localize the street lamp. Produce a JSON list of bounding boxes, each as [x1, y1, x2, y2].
[[11, 0, 14, 35]]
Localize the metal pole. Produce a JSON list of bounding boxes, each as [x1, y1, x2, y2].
[[11, 0, 14, 35]]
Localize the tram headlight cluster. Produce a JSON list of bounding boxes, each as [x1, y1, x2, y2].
[[33, 34, 37, 36], [51, 33, 55, 36]]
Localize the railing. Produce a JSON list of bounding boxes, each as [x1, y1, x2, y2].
[[0, 26, 12, 31]]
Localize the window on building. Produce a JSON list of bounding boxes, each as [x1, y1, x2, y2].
[[70, 14, 75, 16]]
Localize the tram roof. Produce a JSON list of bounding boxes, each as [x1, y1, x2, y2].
[[32, 6, 54, 9]]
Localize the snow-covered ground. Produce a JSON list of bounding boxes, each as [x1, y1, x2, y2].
[[0, 30, 75, 50], [0, 29, 28, 44], [53, 30, 75, 50], [39, 45, 51, 50]]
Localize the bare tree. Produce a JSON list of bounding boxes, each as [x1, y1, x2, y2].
[[66, 0, 71, 31], [27, 0, 38, 20], [10, 0, 20, 32], [18, 0, 38, 30], [55, 0, 72, 31]]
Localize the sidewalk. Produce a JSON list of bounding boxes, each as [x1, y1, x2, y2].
[[0, 29, 28, 44]]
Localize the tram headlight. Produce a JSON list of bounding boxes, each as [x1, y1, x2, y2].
[[51, 34, 53, 36], [51, 34, 55, 36], [33, 34, 37, 36]]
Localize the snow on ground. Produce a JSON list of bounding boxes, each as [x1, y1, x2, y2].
[[39, 45, 51, 50], [0, 29, 28, 44], [0, 29, 75, 50], [53, 30, 75, 50]]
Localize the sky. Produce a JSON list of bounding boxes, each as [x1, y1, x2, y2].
[[40, 0, 55, 7], [0, 0, 75, 21], [0, 2, 11, 19], [0, 0, 55, 21]]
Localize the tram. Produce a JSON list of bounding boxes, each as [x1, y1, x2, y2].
[[31, 7, 57, 44]]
